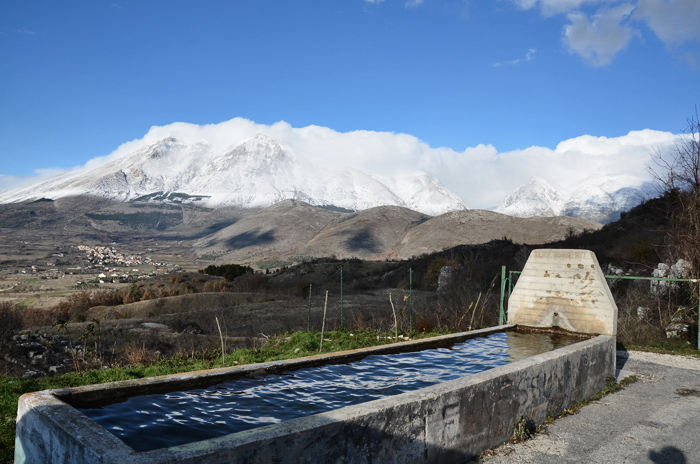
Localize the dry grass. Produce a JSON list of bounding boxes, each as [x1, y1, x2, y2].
[[121, 342, 154, 365]]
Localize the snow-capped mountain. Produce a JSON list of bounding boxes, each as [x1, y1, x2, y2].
[[496, 176, 654, 223], [0, 134, 466, 216], [496, 177, 564, 218]]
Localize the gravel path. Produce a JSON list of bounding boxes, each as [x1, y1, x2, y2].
[[479, 350, 700, 464]]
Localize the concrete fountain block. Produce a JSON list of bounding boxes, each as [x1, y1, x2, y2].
[[508, 249, 618, 336]]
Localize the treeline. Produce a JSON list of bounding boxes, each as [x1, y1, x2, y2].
[[200, 263, 253, 281]]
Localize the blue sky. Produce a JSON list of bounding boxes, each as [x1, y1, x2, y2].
[[1, 0, 699, 201]]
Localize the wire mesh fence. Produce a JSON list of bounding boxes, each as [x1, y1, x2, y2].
[[297, 266, 503, 334], [304, 288, 437, 334]]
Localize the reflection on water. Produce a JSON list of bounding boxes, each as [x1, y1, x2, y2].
[[79, 331, 580, 452], [505, 331, 583, 363]]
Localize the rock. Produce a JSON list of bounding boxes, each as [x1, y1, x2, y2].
[[25, 342, 44, 352], [666, 322, 689, 339], [49, 365, 65, 375], [179, 323, 202, 334], [636, 307, 647, 319], [22, 370, 40, 379], [141, 322, 170, 330], [651, 260, 691, 294], [670, 307, 689, 323], [437, 266, 454, 294]]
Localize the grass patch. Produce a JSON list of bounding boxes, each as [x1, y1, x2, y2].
[[618, 342, 700, 358], [85, 212, 182, 230], [41, 291, 75, 297], [15, 297, 38, 309], [0, 328, 444, 462]]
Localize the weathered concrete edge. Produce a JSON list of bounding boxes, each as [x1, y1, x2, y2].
[[141, 335, 615, 464], [14, 325, 510, 462], [16, 331, 614, 464], [15, 390, 134, 463]]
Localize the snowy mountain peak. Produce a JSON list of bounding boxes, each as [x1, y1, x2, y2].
[[0, 133, 466, 216], [231, 134, 287, 164], [496, 177, 564, 218], [496, 176, 653, 223], [144, 137, 182, 160]]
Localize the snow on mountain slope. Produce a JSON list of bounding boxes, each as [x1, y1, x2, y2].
[[497, 175, 654, 223], [495, 177, 564, 218], [0, 134, 466, 216]]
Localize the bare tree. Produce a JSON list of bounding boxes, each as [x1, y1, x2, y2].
[[648, 107, 700, 277]]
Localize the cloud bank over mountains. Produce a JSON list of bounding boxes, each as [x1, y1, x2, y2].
[[0, 118, 679, 210]]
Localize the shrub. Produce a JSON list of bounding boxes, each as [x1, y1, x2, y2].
[[0, 303, 21, 347]]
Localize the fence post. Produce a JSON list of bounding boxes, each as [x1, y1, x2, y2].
[[508, 271, 514, 299], [340, 265, 344, 328], [307, 283, 312, 332], [499, 266, 507, 325], [409, 268, 413, 332], [698, 281, 699, 351]]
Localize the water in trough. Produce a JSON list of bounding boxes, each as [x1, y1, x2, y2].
[[78, 331, 581, 451]]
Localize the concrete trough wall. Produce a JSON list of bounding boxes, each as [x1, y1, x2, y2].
[[16, 249, 619, 463], [16, 329, 615, 463]]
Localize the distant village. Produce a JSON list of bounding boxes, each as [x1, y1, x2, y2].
[[75, 245, 172, 283], [77, 245, 161, 268], [10, 245, 178, 284]]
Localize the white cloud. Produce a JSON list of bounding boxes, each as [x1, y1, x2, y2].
[[634, 0, 700, 46], [16, 28, 35, 35], [363, 0, 424, 7], [491, 48, 538, 67], [511, 0, 699, 65], [0, 118, 679, 210], [0, 169, 67, 193], [563, 3, 638, 66], [512, 0, 608, 17]]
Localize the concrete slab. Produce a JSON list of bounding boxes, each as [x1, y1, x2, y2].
[[508, 249, 618, 336], [615, 368, 636, 382]]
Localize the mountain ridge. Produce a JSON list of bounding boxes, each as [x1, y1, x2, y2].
[[496, 176, 654, 223], [0, 134, 466, 216]]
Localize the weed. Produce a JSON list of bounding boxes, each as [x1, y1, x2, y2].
[[511, 415, 532, 442]]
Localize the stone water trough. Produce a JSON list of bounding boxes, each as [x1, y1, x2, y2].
[[15, 249, 618, 463]]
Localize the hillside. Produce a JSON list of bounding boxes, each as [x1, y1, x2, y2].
[[386, 209, 602, 260], [191, 201, 602, 264]]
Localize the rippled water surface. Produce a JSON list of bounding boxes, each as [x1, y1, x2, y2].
[[79, 331, 580, 451]]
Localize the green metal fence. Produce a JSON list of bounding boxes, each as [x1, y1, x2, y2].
[[304, 267, 419, 333], [499, 266, 700, 350], [298, 265, 502, 335]]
